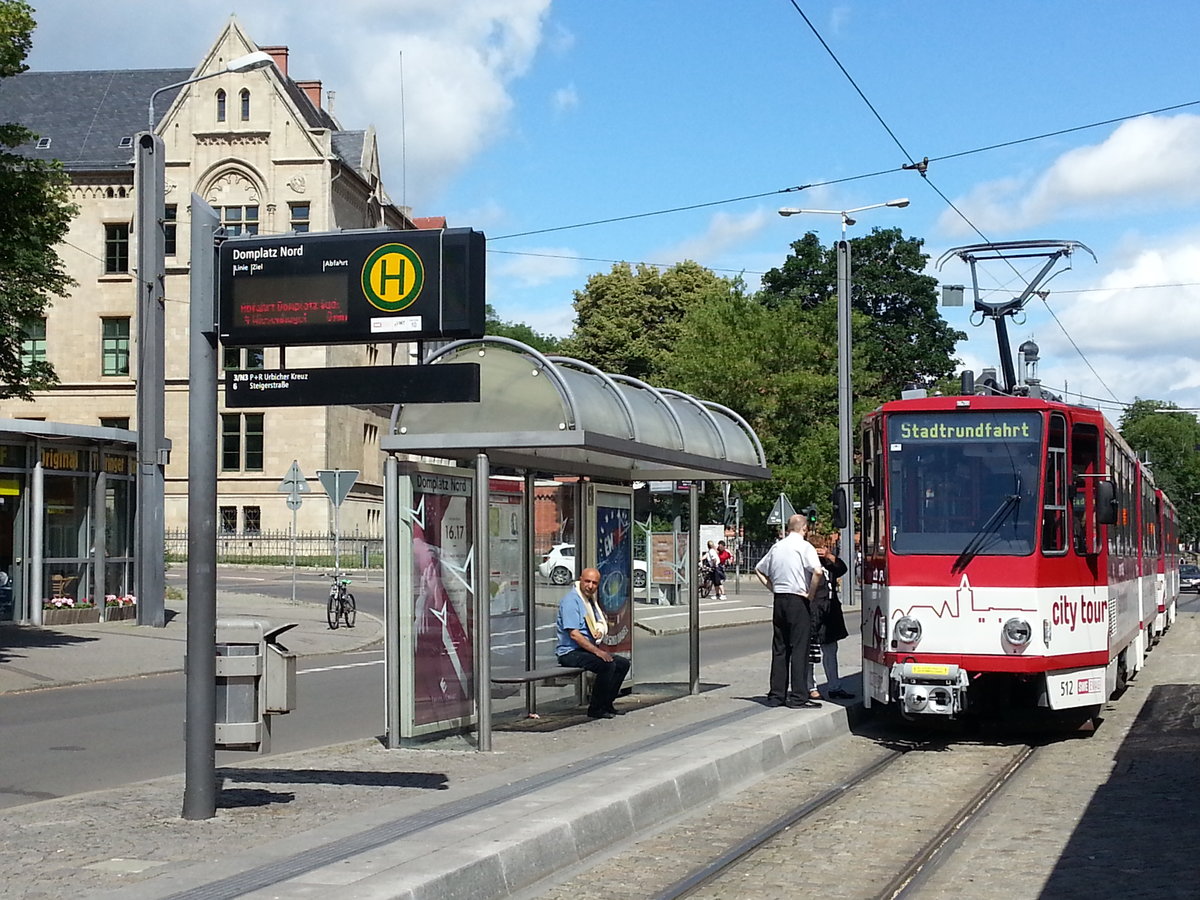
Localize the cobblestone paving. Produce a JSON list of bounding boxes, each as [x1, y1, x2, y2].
[[913, 606, 1200, 900], [529, 606, 1200, 900], [526, 730, 1032, 900], [0, 645, 771, 898]]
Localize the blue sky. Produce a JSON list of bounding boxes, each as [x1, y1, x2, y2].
[[26, 2, 1200, 415]]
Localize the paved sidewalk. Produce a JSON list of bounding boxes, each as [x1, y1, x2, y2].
[[0, 582, 863, 900], [0, 590, 383, 695]]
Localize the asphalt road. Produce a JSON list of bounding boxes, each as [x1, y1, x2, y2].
[[0, 618, 772, 811]]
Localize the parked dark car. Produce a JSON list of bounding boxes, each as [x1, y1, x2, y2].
[[1180, 564, 1200, 592]]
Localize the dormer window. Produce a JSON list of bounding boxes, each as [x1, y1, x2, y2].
[[240, 88, 250, 121], [35, 137, 51, 149], [216, 89, 226, 122]]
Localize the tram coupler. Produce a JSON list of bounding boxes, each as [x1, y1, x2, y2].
[[891, 662, 969, 716]]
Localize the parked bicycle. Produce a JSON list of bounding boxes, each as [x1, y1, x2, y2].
[[326, 573, 356, 630]]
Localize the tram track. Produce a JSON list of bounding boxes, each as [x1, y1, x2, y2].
[[647, 737, 1038, 900], [530, 724, 1043, 900], [880, 743, 1036, 899]]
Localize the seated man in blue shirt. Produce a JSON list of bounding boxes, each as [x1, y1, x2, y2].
[[556, 567, 630, 719]]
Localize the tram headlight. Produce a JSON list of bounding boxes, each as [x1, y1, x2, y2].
[[1003, 617, 1032, 646], [895, 616, 922, 644]]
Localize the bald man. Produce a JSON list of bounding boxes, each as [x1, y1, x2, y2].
[[555, 567, 630, 719]]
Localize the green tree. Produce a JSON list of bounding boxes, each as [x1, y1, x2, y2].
[[661, 290, 874, 539], [760, 227, 964, 401], [560, 260, 740, 381], [0, 0, 75, 399], [1120, 398, 1200, 547], [484, 304, 563, 355]]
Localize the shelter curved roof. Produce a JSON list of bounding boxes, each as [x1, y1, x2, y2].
[[382, 337, 768, 482]]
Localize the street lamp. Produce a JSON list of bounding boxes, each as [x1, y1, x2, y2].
[[147, 50, 274, 130], [135, 47, 276, 628], [134, 48, 272, 820], [776, 198, 909, 605]]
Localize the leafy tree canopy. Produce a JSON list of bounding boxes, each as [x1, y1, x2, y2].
[[559, 260, 741, 382], [760, 227, 964, 400], [484, 304, 563, 355], [660, 290, 877, 538], [0, 0, 75, 399], [1120, 398, 1200, 547]]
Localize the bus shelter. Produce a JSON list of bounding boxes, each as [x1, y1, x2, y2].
[[379, 337, 769, 748]]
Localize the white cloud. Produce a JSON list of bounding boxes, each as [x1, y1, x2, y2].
[[938, 114, 1200, 235], [1012, 234, 1200, 405], [30, 1, 556, 211], [653, 208, 771, 265], [519, 305, 576, 338], [552, 83, 579, 112], [490, 247, 583, 288]]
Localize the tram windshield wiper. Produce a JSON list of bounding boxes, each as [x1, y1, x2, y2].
[[951, 477, 1022, 573]]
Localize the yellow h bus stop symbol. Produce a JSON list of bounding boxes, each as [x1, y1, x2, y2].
[[362, 243, 425, 312]]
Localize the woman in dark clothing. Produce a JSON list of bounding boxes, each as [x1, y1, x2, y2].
[[806, 531, 854, 700]]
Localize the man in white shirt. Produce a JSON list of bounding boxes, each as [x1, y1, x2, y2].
[[755, 514, 823, 708]]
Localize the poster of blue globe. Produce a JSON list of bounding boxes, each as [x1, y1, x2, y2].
[[595, 494, 633, 654]]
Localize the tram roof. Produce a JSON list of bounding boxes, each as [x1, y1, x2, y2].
[[380, 337, 770, 482]]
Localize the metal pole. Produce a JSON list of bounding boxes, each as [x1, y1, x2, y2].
[[384, 454, 402, 748], [290, 505, 297, 605], [93, 469, 107, 621], [183, 195, 220, 820], [332, 473, 341, 579], [522, 470, 538, 716], [688, 483, 700, 695], [836, 238, 857, 606], [474, 454, 492, 750], [30, 459, 43, 626], [135, 132, 166, 628]]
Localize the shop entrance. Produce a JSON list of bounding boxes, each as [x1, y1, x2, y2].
[[0, 473, 24, 621]]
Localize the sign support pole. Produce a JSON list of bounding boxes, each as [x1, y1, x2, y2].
[[182, 195, 220, 820]]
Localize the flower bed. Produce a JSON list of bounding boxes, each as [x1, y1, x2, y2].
[[42, 605, 101, 626]]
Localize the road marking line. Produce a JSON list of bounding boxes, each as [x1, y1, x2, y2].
[[299, 660, 383, 675]]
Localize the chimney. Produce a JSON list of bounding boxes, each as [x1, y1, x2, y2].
[[259, 45, 289, 77], [296, 80, 322, 109]]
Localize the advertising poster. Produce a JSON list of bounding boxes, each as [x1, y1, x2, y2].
[[596, 502, 633, 654], [651, 533, 677, 584], [488, 479, 523, 616], [410, 470, 474, 727]]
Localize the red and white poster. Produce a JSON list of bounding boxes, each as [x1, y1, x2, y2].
[[410, 469, 474, 728]]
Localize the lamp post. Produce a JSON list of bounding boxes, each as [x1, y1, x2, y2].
[[777, 199, 909, 605], [134, 50, 274, 630]]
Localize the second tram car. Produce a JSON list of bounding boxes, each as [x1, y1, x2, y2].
[[857, 392, 1179, 722]]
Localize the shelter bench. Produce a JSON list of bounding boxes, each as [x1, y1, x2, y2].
[[491, 666, 588, 711]]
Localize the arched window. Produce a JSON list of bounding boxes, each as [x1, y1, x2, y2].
[[216, 89, 226, 122], [240, 89, 250, 121]]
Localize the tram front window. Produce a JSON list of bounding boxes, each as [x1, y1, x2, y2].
[[886, 411, 1042, 556]]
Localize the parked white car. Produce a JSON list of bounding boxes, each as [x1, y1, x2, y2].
[[538, 543, 648, 589]]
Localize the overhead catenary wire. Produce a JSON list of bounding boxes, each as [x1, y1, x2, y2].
[[787, 2, 1120, 403]]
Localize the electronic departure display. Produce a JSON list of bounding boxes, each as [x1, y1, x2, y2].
[[218, 228, 485, 347]]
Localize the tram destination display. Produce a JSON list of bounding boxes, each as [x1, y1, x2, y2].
[[218, 227, 485, 347]]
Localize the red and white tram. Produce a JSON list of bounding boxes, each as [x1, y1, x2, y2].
[[856, 392, 1179, 721]]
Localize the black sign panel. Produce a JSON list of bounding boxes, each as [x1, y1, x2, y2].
[[224, 364, 481, 408], [218, 228, 485, 347]]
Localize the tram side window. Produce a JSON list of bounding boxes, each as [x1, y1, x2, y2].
[[1042, 414, 1067, 553], [1070, 423, 1101, 555]]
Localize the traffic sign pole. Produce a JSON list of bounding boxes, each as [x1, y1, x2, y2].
[[278, 460, 310, 605], [317, 469, 359, 578]]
